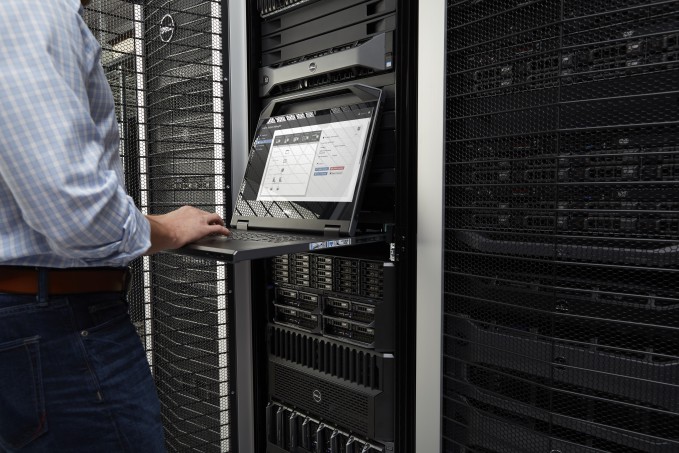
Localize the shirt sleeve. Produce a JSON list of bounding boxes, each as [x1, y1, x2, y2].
[[0, 2, 150, 266]]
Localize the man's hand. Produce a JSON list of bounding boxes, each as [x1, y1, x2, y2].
[[144, 206, 230, 255]]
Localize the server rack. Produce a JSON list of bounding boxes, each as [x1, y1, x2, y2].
[[87, 1, 418, 450], [144, 1, 233, 451], [84, 0, 149, 351], [443, 1, 679, 452], [243, 0, 418, 451], [84, 2, 236, 451], [267, 249, 396, 447]]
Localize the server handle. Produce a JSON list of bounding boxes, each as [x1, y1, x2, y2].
[[455, 231, 679, 267]]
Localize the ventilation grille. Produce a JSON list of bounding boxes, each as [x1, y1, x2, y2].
[[444, 0, 679, 452], [269, 325, 382, 390], [83, 0, 148, 344], [145, 0, 227, 214], [150, 253, 231, 453], [443, 362, 679, 453], [144, 1, 231, 451]]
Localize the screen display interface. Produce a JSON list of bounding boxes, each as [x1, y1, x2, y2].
[[235, 100, 377, 221], [257, 117, 371, 202]]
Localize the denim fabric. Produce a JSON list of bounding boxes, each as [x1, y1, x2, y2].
[[0, 292, 165, 452]]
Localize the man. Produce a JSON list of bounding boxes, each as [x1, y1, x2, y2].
[[0, 0, 229, 451]]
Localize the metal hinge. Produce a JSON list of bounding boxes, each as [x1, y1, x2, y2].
[[323, 225, 341, 237]]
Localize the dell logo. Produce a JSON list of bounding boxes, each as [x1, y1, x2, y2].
[[160, 14, 176, 43], [308, 62, 317, 73], [312, 389, 322, 403]]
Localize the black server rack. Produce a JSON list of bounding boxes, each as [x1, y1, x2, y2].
[[144, 1, 234, 452], [83, 1, 148, 343], [444, 1, 679, 452], [85, 1, 236, 451], [246, 1, 417, 451]]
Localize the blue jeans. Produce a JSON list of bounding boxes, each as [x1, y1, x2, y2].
[[0, 292, 166, 452]]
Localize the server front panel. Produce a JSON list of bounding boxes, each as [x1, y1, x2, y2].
[[266, 249, 396, 452]]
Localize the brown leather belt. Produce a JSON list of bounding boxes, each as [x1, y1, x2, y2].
[[0, 267, 130, 295]]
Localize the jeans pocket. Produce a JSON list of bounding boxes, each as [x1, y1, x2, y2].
[[0, 336, 48, 451]]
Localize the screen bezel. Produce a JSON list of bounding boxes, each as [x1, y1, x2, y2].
[[231, 84, 384, 235]]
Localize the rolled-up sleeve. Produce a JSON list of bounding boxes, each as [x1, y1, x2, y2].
[[0, 1, 150, 266]]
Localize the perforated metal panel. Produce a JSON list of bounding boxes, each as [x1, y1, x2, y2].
[[444, 1, 679, 452], [84, 1, 233, 451], [83, 0, 150, 356], [144, 1, 231, 451]]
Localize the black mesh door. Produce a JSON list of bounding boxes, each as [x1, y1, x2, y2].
[[84, 0, 148, 346], [84, 1, 234, 451], [145, 1, 232, 451], [444, 1, 679, 452]]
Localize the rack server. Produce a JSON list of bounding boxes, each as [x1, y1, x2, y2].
[[267, 324, 395, 443], [257, 0, 396, 95], [272, 253, 395, 351], [257, 0, 323, 19], [444, 1, 679, 452], [266, 251, 396, 451]]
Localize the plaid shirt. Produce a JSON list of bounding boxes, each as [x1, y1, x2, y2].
[[0, 0, 150, 267]]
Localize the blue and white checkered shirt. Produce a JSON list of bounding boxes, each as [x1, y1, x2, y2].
[[0, 0, 150, 268]]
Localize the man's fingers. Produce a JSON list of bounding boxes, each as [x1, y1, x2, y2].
[[204, 212, 225, 225], [205, 224, 230, 236]]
